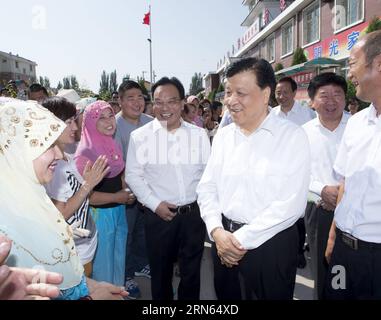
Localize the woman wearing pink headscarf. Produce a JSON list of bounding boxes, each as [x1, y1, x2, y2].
[[75, 101, 135, 286]]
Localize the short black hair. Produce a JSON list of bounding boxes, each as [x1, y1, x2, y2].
[[362, 30, 381, 66], [29, 83, 48, 96], [152, 77, 185, 100], [307, 72, 347, 100], [41, 96, 76, 121], [278, 77, 297, 92], [118, 80, 143, 97], [211, 101, 223, 111], [225, 57, 276, 95], [112, 91, 119, 96]]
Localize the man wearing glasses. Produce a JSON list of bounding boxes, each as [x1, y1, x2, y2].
[[125, 77, 211, 300]]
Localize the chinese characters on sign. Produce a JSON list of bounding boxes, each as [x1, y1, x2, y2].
[[329, 39, 339, 57], [313, 46, 322, 59], [347, 31, 360, 51]]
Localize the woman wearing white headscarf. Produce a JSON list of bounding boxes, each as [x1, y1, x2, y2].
[[0, 98, 128, 300]]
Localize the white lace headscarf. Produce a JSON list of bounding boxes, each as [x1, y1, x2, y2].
[[0, 98, 83, 289]]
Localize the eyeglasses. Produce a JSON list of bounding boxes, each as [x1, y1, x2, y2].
[[153, 98, 182, 108]]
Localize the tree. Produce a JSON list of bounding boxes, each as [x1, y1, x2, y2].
[[292, 47, 307, 66], [366, 16, 381, 33], [70, 75, 79, 91], [63, 77, 71, 89], [109, 70, 118, 93], [137, 77, 149, 97], [207, 89, 216, 102], [189, 72, 204, 96], [122, 74, 130, 82], [43, 77, 50, 89], [99, 71, 111, 101], [57, 81, 63, 91], [99, 71, 110, 93], [274, 63, 284, 72], [39, 76, 44, 86], [216, 82, 224, 94]]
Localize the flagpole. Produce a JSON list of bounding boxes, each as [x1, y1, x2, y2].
[[149, 5, 153, 97]]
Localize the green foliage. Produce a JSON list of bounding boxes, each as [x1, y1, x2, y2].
[[366, 16, 381, 34], [57, 81, 63, 91], [137, 77, 149, 97], [207, 89, 216, 102], [99, 71, 109, 93], [70, 76, 79, 90], [274, 63, 284, 72], [346, 80, 356, 101], [216, 82, 224, 93], [109, 70, 118, 93], [292, 47, 307, 66], [63, 77, 71, 89], [189, 72, 204, 95], [44, 77, 50, 89]]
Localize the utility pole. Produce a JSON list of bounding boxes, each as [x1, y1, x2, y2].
[[153, 70, 157, 84]]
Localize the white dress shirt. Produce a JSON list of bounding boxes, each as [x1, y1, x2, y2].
[[126, 118, 211, 212], [196, 111, 310, 250], [334, 105, 381, 243], [272, 101, 316, 126], [303, 112, 350, 201]]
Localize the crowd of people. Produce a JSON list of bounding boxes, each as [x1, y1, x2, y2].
[[0, 30, 380, 300]]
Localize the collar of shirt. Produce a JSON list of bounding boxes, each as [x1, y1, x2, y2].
[[367, 104, 379, 125], [152, 117, 187, 133], [313, 112, 350, 130], [232, 107, 275, 138], [275, 100, 299, 115]]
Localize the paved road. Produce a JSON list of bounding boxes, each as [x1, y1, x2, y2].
[[134, 242, 314, 300]]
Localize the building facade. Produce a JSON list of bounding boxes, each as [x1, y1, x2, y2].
[[0, 51, 37, 87], [208, 0, 381, 101]]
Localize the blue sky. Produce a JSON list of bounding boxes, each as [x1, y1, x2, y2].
[[1, 0, 247, 93]]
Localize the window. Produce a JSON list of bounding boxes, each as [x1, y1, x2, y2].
[[23, 68, 26, 74], [281, 20, 294, 57], [335, 0, 364, 32], [2, 59, 6, 63], [15, 61, 19, 68], [303, 0, 320, 46], [29, 65, 33, 72], [267, 34, 275, 62]]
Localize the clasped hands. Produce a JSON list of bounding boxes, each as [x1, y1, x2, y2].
[[212, 228, 247, 268]]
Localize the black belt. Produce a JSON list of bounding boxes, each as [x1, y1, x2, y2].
[[337, 228, 381, 250], [170, 201, 198, 215], [222, 214, 246, 232]]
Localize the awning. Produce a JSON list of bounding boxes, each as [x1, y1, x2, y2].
[[275, 57, 342, 76]]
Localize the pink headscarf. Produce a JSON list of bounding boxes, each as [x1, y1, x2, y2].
[[74, 101, 124, 178]]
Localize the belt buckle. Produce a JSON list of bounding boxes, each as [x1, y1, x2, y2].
[[178, 204, 191, 215], [342, 232, 358, 250]]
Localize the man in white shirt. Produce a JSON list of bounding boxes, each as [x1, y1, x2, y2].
[[273, 76, 316, 269], [197, 58, 310, 300], [114, 80, 153, 299], [126, 77, 211, 300], [325, 30, 381, 300], [273, 77, 316, 125], [302, 73, 349, 300]]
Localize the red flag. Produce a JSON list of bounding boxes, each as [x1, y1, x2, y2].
[[143, 11, 150, 25]]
